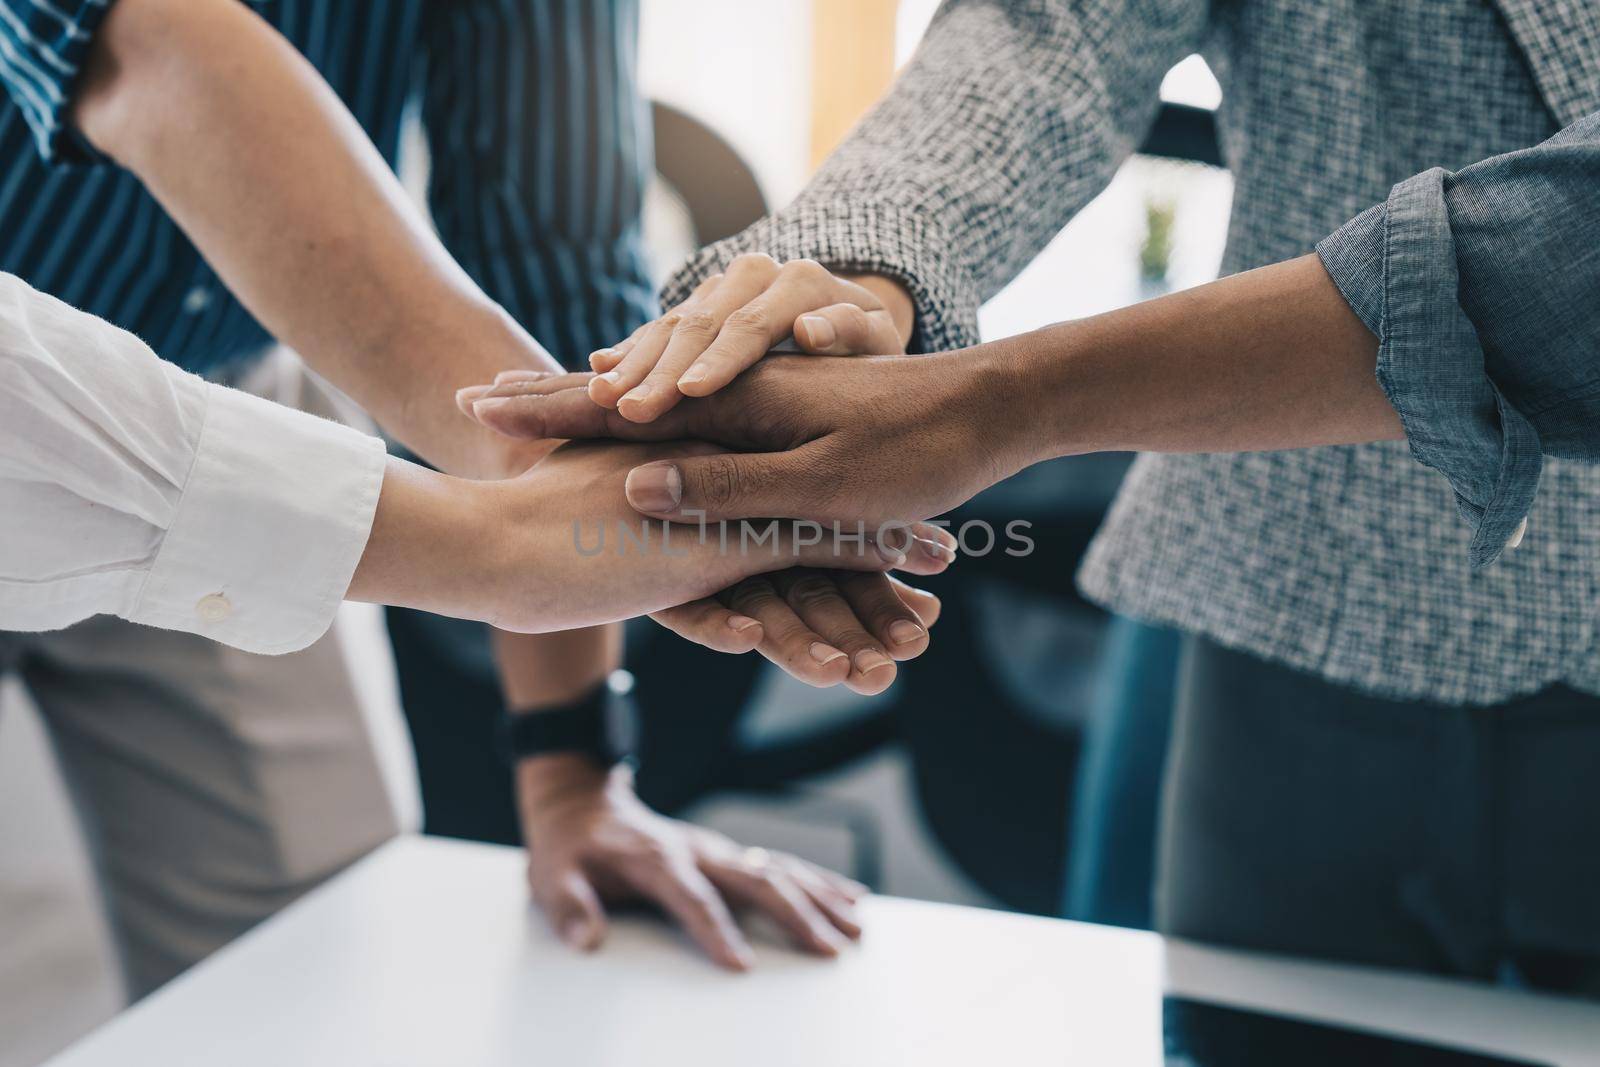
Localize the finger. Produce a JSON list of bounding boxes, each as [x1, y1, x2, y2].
[[530, 866, 609, 952], [773, 570, 898, 695], [778, 859, 864, 939], [624, 449, 823, 523], [494, 368, 560, 385], [720, 577, 850, 687], [680, 260, 868, 397], [807, 861, 872, 904], [889, 576, 942, 628], [618, 273, 779, 423], [472, 386, 692, 442], [834, 571, 930, 662], [701, 858, 850, 957], [590, 320, 653, 372], [479, 371, 600, 396], [634, 856, 754, 971], [792, 302, 902, 357], [460, 370, 595, 415], [589, 314, 682, 408], [648, 597, 764, 654], [896, 523, 959, 577]]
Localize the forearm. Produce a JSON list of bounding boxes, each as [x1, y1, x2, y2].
[[346, 458, 503, 619], [71, 0, 553, 477], [992, 254, 1402, 467]]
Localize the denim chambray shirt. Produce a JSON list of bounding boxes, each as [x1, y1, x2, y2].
[[1317, 109, 1600, 568]]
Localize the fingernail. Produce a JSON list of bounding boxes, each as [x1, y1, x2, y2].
[[679, 366, 707, 388], [589, 348, 615, 369], [471, 397, 511, 418], [854, 650, 893, 674], [621, 384, 653, 405], [875, 542, 908, 567], [799, 314, 836, 349], [455, 384, 492, 413], [494, 369, 550, 384], [625, 463, 682, 514], [598, 370, 622, 385], [888, 620, 925, 646], [728, 615, 761, 634], [810, 643, 846, 665]]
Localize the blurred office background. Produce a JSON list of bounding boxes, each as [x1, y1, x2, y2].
[[0, 3, 1229, 1064]]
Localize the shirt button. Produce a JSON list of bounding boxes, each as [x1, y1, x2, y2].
[[1506, 517, 1528, 551], [195, 593, 232, 623], [183, 286, 212, 314]]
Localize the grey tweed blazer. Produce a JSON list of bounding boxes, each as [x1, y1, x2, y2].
[[663, 0, 1600, 706]]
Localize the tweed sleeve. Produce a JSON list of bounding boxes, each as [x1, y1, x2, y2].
[[663, 0, 1210, 352]]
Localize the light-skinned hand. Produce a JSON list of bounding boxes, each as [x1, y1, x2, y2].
[[584, 255, 915, 423], [520, 757, 869, 971]]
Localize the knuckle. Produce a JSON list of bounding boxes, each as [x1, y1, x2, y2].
[[782, 258, 829, 285], [725, 578, 779, 613], [683, 896, 718, 925], [729, 252, 779, 280], [727, 592, 775, 622], [695, 454, 746, 510], [721, 305, 771, 339], [675, 310, 719, 340], [784, 574, 840, 610], [839, 303, 873, 333]]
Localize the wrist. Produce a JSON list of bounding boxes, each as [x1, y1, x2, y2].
[[979, 320, 1112, 465], [516, 752, 615, 841], [391, 304, 561, 479], [941, 339, 1058, 479]]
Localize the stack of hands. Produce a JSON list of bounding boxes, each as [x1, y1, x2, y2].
[[367, 247, 1393, 969], [436, 260, 977, 968]]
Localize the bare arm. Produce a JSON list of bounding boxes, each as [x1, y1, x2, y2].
[[71, 0, 627, 877], [71, 0, 552, 478], [462, 254, 1402, 526], [1019, 254, 1400, 460]]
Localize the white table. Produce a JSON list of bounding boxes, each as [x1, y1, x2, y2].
[[44, 836, 1600, 1066]]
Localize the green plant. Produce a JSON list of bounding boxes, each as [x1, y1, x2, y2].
[[1140, 198, 1177, 282]]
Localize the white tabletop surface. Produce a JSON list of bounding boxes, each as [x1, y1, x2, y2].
[[43, 836, 1600, 1066]]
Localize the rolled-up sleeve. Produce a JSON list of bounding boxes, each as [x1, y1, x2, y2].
[[0, 0, 118, 163], [1316, 109, 1600, 568], [0, 270, 387, 654]]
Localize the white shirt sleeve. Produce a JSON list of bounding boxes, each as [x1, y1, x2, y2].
[[0, 271, 387, 654]]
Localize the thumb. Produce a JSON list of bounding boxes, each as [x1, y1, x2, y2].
[[534, 867, 609, 952], [625, 450, 816, 522], [793, 303, 902, 356]]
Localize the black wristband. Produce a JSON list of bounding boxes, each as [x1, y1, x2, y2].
[[498, 680, 625, 767]]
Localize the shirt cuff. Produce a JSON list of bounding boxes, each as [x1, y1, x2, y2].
[[130, 381, 387, 654], [1315, 169, 1541, 568], [662, 200, 984, 354]]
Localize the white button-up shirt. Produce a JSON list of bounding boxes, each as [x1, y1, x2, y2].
[[0, 272, 386, 654]]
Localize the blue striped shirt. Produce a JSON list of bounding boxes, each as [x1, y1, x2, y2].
[[0, 0, 656, 373]]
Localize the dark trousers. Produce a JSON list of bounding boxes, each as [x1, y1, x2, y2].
[[386, 608, 521, 845], [1158, 635, 1600, 996]]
